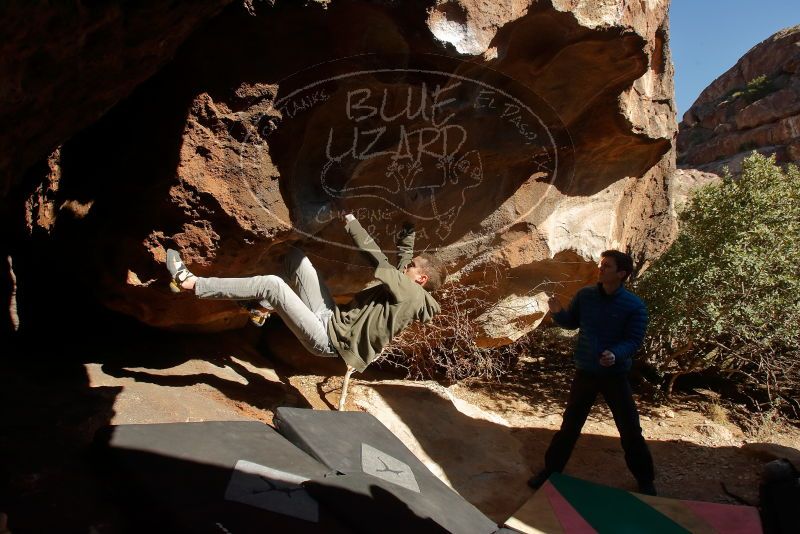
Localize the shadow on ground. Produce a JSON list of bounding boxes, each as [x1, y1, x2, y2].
[[0, 317, 338, 531], [3, 319, 794, 530], [362, 382, 769, 523], [97, 327, 314, 419]]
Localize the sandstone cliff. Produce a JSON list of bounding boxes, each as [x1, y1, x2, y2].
[[678, 24, 800, 176], [7, 0, 676, 347]]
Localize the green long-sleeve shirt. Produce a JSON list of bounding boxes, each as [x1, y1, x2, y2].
[[327, 219, 440, 372]]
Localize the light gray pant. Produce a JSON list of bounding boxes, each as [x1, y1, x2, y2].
[[194, 248, 337, 358]]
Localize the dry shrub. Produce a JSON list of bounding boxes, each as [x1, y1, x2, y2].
[[519, 326, 578, 360], [703, 402, 730, 425], [738, 408, 784, 441], [378, 279, 522, 382]]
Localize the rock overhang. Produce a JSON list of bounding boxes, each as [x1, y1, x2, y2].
[[8, 0, 676, 344]]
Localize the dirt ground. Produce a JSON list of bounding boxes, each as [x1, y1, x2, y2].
[[2, 328, 799, 530]]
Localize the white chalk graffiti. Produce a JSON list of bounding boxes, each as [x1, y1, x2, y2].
[[237, 59, 570, 252], [316, 83, 485, 239]]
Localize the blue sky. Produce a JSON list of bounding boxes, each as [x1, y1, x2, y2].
[[670, 0, 800, 119]]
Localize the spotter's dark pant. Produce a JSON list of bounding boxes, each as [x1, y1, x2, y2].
[[544, 370, 655, 484]]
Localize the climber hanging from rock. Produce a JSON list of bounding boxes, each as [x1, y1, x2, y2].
[[166, 213, 444, 376]]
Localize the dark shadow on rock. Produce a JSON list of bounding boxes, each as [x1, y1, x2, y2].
[[10, 47, 200, 338], [315, 376, 340, 411], [0, 340, 120, 532], [97, 328, 314, 413], [0, 315, 321, 530], [258, 315, 349, 377]]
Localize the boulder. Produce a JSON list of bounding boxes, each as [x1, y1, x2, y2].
[[0, 0, 234, 197], [11, 0, 676, 346], [668, 168, 721, 217]]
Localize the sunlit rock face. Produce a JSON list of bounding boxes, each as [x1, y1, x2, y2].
[[16, 0, 675, 344], [678, 25, 800, 176]]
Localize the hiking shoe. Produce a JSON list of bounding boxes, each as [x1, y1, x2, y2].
[[637, 480, 657, 496], [527, 470, 552, 490], [166, 248, 194, 293]]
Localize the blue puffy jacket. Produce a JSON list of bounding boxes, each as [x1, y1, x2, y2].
[[552, 284, 648, 375]]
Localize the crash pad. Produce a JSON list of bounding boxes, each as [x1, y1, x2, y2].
[[273, 407, 498, 534], [94, 420, 349, 533], [504, 473, 762, 534]]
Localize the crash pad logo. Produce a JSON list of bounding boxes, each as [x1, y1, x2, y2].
[[361, 442, 420, 493], [241, 54, 573, 251], [225, 460, 319, 522]]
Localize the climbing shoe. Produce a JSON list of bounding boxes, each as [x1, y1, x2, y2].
[[238, 300, 273, 327], [166, 248, 194, 293]]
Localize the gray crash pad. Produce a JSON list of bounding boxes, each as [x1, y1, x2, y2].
[[274, 407, 498, 534], [94, 420, 349, 533]]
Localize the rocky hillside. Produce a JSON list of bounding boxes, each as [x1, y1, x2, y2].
[[3, 0, 676, 347], [678, 25, 800, 175]]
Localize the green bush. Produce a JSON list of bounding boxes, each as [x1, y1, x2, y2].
[[636, 153, 800, 414], [727, 74, 777, 104]]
